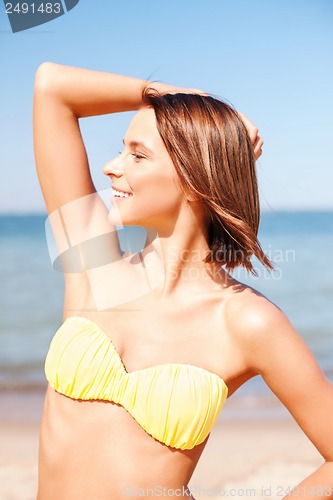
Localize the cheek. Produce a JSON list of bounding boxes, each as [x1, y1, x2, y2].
[[141, 174, 184, 210], [129, 164, 183, 202]]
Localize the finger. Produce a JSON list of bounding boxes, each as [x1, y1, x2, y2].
[[249, 127, 259, 144], [237, 111, 261, 144], [254, 137, 264, 159], [254, 135, 264, 150], [254, 147, 263, 160]]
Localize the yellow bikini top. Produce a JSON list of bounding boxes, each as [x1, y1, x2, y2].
[[44, 316, 228, 450]]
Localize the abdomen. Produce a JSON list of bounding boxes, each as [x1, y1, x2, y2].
[[37, 385, 205, 499]]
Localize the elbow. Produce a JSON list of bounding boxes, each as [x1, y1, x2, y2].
[[34, 62, 61, 95]]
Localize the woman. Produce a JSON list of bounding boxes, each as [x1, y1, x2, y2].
[[33, 62, 333, 499]]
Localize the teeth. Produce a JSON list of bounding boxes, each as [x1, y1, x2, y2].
[[112, 189, 133, 198]]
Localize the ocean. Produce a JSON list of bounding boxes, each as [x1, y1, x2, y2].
[[0, 212, 332, 405]]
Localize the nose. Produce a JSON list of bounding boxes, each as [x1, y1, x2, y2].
[[103, 153, 125, 178]]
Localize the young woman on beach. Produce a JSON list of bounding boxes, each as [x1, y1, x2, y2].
[[33, 62, 333, 499]]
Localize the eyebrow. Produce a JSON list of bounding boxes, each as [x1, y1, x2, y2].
[[122, 139, 154, 156]]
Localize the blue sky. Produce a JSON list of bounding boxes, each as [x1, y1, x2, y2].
[[0, 0, 332, 213]]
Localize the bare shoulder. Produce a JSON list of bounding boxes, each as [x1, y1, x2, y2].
[[223, 282, 286, 340], [222, 281, 301, 375]]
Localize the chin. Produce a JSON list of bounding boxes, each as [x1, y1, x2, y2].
[[108, 210, 144, 228], [107, 209, 123, 226]]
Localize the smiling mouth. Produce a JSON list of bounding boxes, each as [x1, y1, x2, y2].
[[112, 188, 133, 199]]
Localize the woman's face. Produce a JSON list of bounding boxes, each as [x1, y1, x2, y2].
[[104, 107, 188, 231]]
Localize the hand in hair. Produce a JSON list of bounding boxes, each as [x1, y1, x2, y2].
[[237, 111, 264, 160], [146, 82, 263, 160]]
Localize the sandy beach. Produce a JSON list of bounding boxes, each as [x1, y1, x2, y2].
[[0, 390, 323, 500]]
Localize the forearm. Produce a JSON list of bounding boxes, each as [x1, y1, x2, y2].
[[34, 62, 175, 118], [283, 461, 333, 499]]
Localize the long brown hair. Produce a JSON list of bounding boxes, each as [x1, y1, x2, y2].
[[141, 89, 273, 275]]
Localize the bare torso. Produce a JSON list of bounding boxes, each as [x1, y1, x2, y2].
[[37, 269, 253, 499]]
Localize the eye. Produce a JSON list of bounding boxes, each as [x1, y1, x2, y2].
[[131, 153, 145, 161]]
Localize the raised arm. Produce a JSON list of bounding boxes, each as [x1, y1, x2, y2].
[[33, 62, 262, 214], [33, 62, 176, 213], [32, 63, 187, 312]]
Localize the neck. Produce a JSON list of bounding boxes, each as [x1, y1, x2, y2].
[[140, 225, 229, 298]]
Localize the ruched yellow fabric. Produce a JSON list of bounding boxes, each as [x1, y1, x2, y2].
[[44, 316, 228, 450]]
